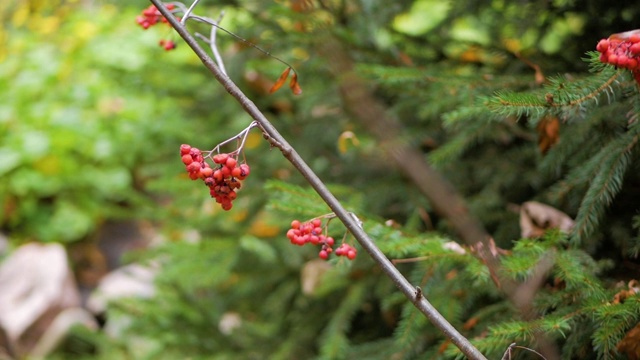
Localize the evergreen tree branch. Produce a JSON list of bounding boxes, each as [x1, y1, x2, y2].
[[315, 34, 511, 291], [149, 1, 487, 359], [571, 128, 639, 244], [315, 32, 561, 360], [487, 67, 623, 121]]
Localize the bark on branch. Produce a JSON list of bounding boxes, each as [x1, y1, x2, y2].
[[149, 1, 487, 358]]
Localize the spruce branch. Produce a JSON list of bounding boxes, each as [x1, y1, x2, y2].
[[149, 1, 487, 359], [315, 31, 562, 360], [487, 65, 624, 122], [571, 128, 639, 244]]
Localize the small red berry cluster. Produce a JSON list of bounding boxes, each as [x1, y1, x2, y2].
[[286, 219, 357, 260], [180, 144, 251, 211], [596, 31, 640, 72], [136, 4, 177, 51]]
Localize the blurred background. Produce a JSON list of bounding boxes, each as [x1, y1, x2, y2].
[[1, 0, 639, 359]]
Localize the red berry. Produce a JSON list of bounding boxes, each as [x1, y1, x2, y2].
[[325, 237, 335, 247], [213, 169, 223, 181], [596, 39, 609, 53], [221, 166, 231, 177], [180, 144, 192, 155], [200, 167, 213, 178], [291, 220, 301, 229], [213, 153, 228, 164], [181, 154, 193, 165], [347, 250, 357, 260], [239, 164, 251, 177], [190, 148, 201, 155], [319, 250, 329, 260], [231, 167, 242, 178], [618, 55, 629, 68], [162, 40, 176, 51], [187, 162, 201, 172], [221, 202, 233, 211], [143, 6, 156, 16], [225, 157, 237, 169]]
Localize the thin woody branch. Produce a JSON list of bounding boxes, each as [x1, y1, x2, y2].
[[149, 0, 487, 359]]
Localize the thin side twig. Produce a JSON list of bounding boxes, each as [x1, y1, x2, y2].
[[149, 1, 487, 359]]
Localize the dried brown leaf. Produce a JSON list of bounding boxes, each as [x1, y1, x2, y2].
[[290, 71, 302, 95], [613, 280, 640, 304], [618, 322, 640, 360], [462, 317, 479, 330], [537, 115, 560, 154], [269, 67, 291, 94]]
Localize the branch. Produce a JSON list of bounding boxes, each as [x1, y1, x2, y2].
[[149, 1, 487, 359], [315, 35, 515, 293], [315, 33, 561, 359]]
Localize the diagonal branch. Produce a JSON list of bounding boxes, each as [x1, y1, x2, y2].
[[314, 34, 559, 360], [149, 0, 487, 358], [315, 35, 516, 294]]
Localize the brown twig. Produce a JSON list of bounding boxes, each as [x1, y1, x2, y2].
[[149, 1, 487, 358]]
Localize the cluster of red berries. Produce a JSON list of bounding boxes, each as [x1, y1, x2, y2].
[[596, 31, 640, 72], [136, 4, 178, 51], [180, 144, 251, 211], [286, 219, 357, 260]]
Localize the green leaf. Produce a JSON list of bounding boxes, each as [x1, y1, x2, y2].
[[0, 148, 21, 176]]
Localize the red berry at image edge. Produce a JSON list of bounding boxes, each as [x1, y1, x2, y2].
[[596, 29, 640, 84]]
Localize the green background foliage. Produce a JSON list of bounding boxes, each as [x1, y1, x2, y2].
[[2, 0, 640, 359]]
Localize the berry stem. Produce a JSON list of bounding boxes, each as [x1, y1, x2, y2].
[[204, 121, 258, 159], [151, 1, 486, 359], [179, 0, 201, 26], [194, 11, 227, 76], [169, 1, 299, 78], [306, 212, 339, 223]]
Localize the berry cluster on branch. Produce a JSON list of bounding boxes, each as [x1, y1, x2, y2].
[[180, 144, 250, 211], [596, 30, 640, 83], [286, 218, 357, 260], [136, 4, 177, 51]]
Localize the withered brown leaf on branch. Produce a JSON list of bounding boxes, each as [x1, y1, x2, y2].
[[269, 67, 302, 95], [269, 67, 291, 94], [536, 115, 560, 155]]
